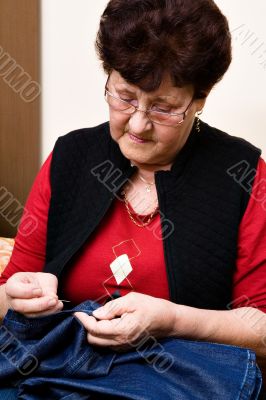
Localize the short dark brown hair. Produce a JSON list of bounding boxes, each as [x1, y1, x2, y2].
[[96, 0, 232, 98]]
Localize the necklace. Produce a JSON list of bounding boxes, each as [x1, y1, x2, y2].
[[122, 189, 159, 227], [130, 161, 155, 193], [138, 174, 155, 193]]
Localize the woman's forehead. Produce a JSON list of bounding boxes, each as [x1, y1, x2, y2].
[[109, 70, 193, 99]]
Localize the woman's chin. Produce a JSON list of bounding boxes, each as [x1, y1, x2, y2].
[[110, 133, 155, 165], [120, 145, 152, 165]]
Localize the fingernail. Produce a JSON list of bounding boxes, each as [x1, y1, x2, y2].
[[48, 298, 57, 307]]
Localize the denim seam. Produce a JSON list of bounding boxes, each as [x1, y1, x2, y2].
[[64, 348, 97, 376], [238, 351, 258, 400]]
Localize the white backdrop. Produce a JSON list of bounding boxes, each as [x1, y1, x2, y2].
[[41, 0, 266, 162]]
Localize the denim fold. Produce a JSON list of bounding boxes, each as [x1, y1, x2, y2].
[[0, 300, 262, 400]]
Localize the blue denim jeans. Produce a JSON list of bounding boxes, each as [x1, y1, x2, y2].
[[0, 300, 263, 399], [0, 388, 18, 399]]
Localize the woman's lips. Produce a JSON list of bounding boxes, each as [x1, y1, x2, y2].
[[128, 133, 150, 144]]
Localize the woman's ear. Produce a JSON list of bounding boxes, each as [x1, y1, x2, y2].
[[194, 95, 208, 114]]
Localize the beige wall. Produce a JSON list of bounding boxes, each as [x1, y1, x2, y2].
[[41, 0, 266, 161], [206, 0, 266, 156], [0, 0, 40, 236]]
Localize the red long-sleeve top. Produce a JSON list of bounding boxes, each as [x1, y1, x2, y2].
[[0, 154, 266, 311]]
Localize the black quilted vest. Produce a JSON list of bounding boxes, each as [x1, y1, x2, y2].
[[44, 120, 261, 310]]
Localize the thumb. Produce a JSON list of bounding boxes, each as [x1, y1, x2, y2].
[[92, 294, 134, 320]]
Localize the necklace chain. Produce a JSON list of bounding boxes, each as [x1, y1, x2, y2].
[[138, 174, 155, 186], [122, 189, 159, 227], [138, 174, 155, 193]]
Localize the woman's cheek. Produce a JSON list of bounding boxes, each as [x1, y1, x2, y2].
[[110, 126, 124, 141], [110, 117, 128, 141]]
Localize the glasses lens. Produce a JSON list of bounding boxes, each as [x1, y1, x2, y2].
[[105, 92, 134, 114], [149, 111, 184, 126]]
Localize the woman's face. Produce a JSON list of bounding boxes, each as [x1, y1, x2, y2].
[[107, 70, 207, 170]]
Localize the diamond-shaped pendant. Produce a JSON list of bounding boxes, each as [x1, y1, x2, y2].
[[110, 254, 133, 284], [146, 186, 151, 193]]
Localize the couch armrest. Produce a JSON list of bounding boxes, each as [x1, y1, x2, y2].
[[0, 237, 14, 275]]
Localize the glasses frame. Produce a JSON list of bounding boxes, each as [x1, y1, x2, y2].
[[104, 79, 194, 127]]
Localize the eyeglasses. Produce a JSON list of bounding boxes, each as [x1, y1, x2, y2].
[[104, 85, 193, 127]]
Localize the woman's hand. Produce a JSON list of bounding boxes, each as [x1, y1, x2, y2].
[[74, 292, 177, 351], [5, 272, 63, 318]]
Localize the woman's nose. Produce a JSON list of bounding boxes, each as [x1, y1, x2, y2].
[[128, 109, 152, 135]]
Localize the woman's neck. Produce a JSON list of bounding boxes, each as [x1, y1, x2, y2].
[[130, 161, 173, 182]]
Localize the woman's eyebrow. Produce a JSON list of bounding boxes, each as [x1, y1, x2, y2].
[[152, 96, 184, 107], [154, 95, 178, 102], [115, 84, 136, 94], [115, 84, 182, 104]]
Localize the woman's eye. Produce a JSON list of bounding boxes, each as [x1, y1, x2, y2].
[[117, 92, 135, 102], [152, 105, 171, 113], [121, 97, 138, 107], [121, 98, 133, 102]]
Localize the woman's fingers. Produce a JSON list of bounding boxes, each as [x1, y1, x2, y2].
[[35, 272, 59, 297], [5, 272, 59, 299], [6, 282, 42, 299], [5, 273, 42, 299], [75, 312, 124, 337], [3, 272, 62, 318], [74, 311, 141, 348], [74, 313, 124, 347], [74, 313, 101, 333], [87, 334, 124, 348], [23, 301, 64, 318], [10, 295, 63, 315]]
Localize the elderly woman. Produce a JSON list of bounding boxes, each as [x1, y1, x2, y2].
[[0, 0, 265, 398]]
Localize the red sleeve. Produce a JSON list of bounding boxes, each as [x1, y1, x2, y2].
[[232, 157, 266, 312], [0, 153, 52, 285]]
